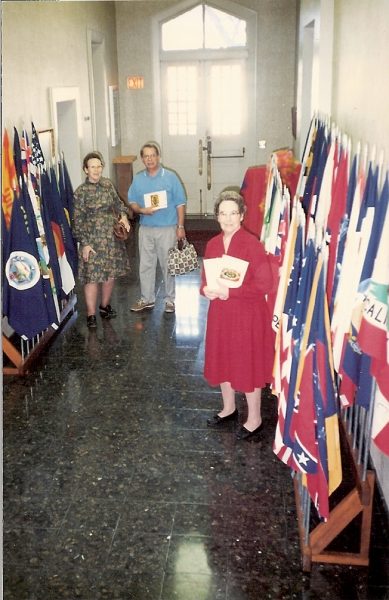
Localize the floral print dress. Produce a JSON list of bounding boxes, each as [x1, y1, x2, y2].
[[72, 177, 130, 284]]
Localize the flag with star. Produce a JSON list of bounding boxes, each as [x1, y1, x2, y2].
[[31, 122, 45, 169], [273, 204, 306, 465]]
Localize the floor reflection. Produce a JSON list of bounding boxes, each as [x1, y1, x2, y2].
[[3, 265, 389, 600], [175, 276, 202, 340]]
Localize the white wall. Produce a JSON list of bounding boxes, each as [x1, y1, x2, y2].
[[2, 1, 120, 182], [115, 0, 297, 170], [297, 0, 389, 509], [332, 0, 389, 162], [296, 0, 334, 157]]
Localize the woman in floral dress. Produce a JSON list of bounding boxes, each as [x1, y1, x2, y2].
[[72, 152, 131, 328]]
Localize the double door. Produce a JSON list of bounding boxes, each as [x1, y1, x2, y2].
[[161, 58, 253, 215]]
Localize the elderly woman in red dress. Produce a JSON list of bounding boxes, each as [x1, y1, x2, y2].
[[200, 190, 274, 440]]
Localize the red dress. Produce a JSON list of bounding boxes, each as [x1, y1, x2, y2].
[[200, 227, 274, 393]]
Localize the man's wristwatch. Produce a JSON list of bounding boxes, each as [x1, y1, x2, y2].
[[177, 225, 185, 229]]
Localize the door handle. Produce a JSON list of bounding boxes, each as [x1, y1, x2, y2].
[[199, 136, 212, 189], [207, 149, 211, 190], [198, 139, 203, 175], [206, 136, 212, 190]]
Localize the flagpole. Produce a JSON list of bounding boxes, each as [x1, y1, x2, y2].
[[362, 380, 376, 481]]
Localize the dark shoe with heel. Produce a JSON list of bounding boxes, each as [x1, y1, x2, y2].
[[99, 304, 117, 319], [87, 315, 97, 329], [236, 422, 263, 441], [207, 408, 238, 428]]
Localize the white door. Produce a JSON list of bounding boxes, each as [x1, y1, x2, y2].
[[161, 58, 252, 215], [50, 87, 82, 187]]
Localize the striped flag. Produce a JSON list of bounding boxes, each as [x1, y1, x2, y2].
[[338, 163, 380, 408], [358, 181, 389, 454]]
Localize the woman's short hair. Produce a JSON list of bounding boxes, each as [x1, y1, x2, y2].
[[82, 152, 104, 170], [140, 141, 161, 157], [214, 189, 246, 217]]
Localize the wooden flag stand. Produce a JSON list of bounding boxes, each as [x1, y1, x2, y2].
[[294, 417, 375, 572], [2, 294, 77, 376]]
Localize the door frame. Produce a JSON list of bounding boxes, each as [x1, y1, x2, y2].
[[49, 86, 82, 187], [87, 28, 110, 173], [152, 0, 257, 153]]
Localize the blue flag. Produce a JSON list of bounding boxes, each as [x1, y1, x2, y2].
[[3, 185, 54, 338], [58, 155, 75, 224], [339, 162, 380, 409]]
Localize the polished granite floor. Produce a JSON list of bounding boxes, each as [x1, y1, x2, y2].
[[3, 244, 389, 599]]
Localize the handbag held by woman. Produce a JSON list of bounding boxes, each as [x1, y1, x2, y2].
[[112, 209, 130, 241]]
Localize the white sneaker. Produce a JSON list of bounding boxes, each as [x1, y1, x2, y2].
[[130, 299, 155, 312]]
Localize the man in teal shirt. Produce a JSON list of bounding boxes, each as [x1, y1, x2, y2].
[[128, 141, 187, 313]]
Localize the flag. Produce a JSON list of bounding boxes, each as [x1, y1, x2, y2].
[[3, 185, 54, 338], [262, 166, 284, 254], [283, 239, 318, 451], [20, 128, 33, 177], [338, 163, 379, 408], [314, 134, 337, 235], [240, 165, 267, 236], [2, 128, 18, 231], [358, 181, 389, 365], [31, 122, 45, 168], [371, 385, 389, 456], [290, 246, 341, 519], [58, 154, 75, 225], [301, 122, 330, 220], [325, 141, 349, 306], [358, 183, 389, 455], [40, 169, 76, 297], [273, 222, 310, 463], [272, 207, 305, 465], [295, 116, 317, 202], [331, 165, 366, 372], [329, 154, 358, 317]]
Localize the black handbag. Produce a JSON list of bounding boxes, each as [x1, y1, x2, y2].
[[167, 239, 199, 276]]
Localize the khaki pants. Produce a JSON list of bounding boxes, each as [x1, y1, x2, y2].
[[138, 225, 177, 303]]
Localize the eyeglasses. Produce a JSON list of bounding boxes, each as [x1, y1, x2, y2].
[[218, 211, 240, 218]]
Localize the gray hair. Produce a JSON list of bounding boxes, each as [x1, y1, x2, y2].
[[214, 190, 246, 217], [140, 141, 161, 157]]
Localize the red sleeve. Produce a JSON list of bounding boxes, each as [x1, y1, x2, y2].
[[228, 239, 274, 301]]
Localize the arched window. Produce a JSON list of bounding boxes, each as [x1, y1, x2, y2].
[[161, 3, 246, 51]]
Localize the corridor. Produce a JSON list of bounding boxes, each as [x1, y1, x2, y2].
[[3, 248, 389, 599]]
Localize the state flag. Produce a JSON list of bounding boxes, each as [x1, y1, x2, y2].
[[3, 185, 54, 338]]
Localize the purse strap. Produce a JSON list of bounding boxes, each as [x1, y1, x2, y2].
[[176, 238, 189, 250]]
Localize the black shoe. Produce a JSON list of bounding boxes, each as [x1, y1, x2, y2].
[[236, 422, 263, 440], [207, 408, 238, 428], [87, 315, 97, 329], [99, 304, 117, 319]]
